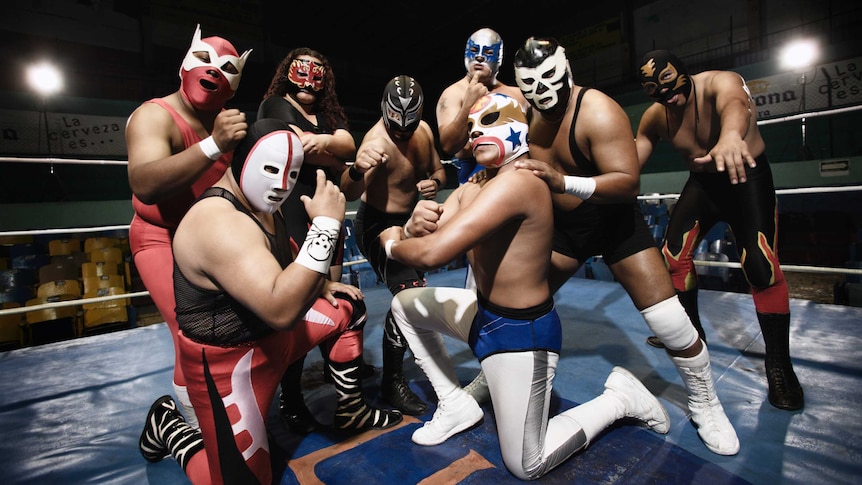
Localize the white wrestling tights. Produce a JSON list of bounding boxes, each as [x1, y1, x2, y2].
[[391, 287, 626, 480]]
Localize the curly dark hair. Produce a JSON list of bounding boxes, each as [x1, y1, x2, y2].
[[263, 47, 349, 131]]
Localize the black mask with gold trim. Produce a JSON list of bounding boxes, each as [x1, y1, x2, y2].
[[639, 50, 692, 103]]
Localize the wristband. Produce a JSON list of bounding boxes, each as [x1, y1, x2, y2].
[[384, 239, 396, 259], [348, 165, 364, 181], [295, 216, 341, 274], [431, 177, 442, 188], [199, 136, 223, 161], [402, 225, 413, 239], [563, 175, 596, 200]]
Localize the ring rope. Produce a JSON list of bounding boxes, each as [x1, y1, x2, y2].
[[2, 159, 860, 317], [0, 291, 149, 316], [756, 104, 862, 126]]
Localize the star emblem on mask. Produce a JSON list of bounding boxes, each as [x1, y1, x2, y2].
[[506, 127, 522, 150]]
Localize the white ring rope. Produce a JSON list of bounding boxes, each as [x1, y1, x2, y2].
[[756, 104, 862, 126], [3, 152, 861, 317], [0, 156, 128, 166], [0, 291, 150, 316], [672, 259, 862, 275]]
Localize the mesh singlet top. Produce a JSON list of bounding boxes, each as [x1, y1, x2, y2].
[[174, 187, 294, 346]]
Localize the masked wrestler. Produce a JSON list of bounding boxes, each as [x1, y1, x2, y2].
[[126, 24, 251, 429], [380, 93, 670, 480], [452, 37, 740, 456], [257, 47, 363, 434], [436, 27, 527, 184], [340, 75, 446, 416], [635, 49, 803, 410], [435, 27, 529, 307], [139, 118, 402, 485]]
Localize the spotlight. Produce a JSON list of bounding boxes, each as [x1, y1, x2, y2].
[[26, 61, 64, 97], [779, 39, 819, 72]]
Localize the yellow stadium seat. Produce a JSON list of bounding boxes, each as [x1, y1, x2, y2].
[[83, 237, 119, 254], [82, 261, 121, 278], [38, 262, 81, 285], [48, 238, 82, 257], [25, 294, 81, 344], [82, 274, 125, 294], [89, 247, 123, 264], [0, 302, 25, 350], [81, 286, 130, 335], [37, 279, 82, 299]]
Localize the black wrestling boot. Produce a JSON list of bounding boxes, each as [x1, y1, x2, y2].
[[381, 311, 428, 415], [647, 289, 707, 348], [278, 356, 323, 434], [139, 395, 204, 471], [323, 353, 376, 383], [329, 356, 403, 432], [322, 295, 376, 383], [758, 312, 804, 410]]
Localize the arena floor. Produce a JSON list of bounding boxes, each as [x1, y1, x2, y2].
[[1, 267, 860, 484]]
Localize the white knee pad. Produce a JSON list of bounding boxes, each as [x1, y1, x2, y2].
[[640, 296, 699, 351]]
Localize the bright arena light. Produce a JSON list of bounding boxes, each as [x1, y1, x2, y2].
[[779, 39, 819, 71], [26, 61, 64, 96]]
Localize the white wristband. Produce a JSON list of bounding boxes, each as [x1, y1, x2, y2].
[[295, 216, 341, 274], [402, 225, 413, 239], [199, 136, 223, 161], [563, 175, 596, 200], [384, 239, 396, 259]]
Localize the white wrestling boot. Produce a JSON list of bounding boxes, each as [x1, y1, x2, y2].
[[463, 369, 491, 405], [671, 346, 740, 455], [604, 366, 670, 434], [412, 389, 483, 446], [408, 333, 483, 446]]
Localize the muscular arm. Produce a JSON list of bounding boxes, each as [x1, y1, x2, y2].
[[635, 104, 663, 169], [126, 104, 246, 204], [436, 75, 488, 157], [386, 172, 538, 271], [515, 92, 640, 203], [297, 129, 355, 173], [259, 96, 356, 170], [340, 130, 388, 201], [693, 72, 758, 183], [417, 126, 447, 199], [175, 171, 344, 330], [174, 203, 325, 330], [583, 93, 641, 202]]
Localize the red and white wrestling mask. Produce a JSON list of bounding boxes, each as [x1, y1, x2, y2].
[[287, 58, 326, 93], [231, 119, 304, 214], [467, 93, 529, 169], [179, 24, 252, 111]]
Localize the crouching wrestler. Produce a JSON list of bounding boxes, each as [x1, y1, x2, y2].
[[381, 94, 670, 480], [139, 118, 402, 485]]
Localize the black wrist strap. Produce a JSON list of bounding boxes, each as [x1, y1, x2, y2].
[[348, 165, 363, 181]]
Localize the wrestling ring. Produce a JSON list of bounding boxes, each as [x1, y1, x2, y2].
[[1, 117, 861, 484]]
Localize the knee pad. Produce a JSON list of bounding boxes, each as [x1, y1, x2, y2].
[[640, 295, 699, 351]]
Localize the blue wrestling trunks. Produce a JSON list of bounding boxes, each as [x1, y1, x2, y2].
[[469, 295, 561, 361]]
